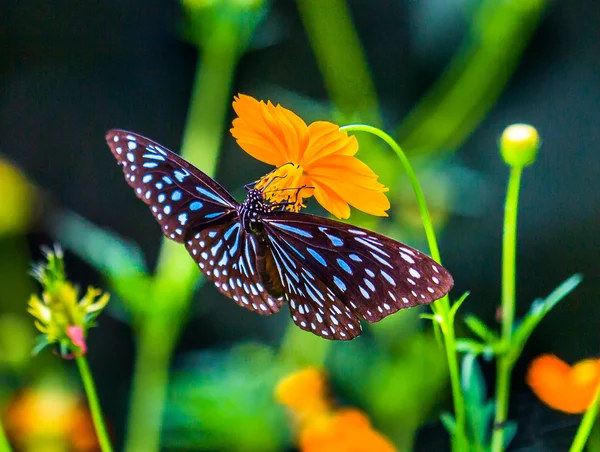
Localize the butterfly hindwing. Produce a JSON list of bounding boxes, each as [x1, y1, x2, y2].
[[184, 215, 285, 315], [106, 130, 238, 242], [262, 212, 453, 338]]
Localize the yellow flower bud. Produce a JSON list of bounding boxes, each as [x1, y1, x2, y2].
[[500, 124, 540, 168]]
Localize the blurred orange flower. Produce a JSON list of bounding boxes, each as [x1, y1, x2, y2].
[[230, 94, 390, 219], [526, 354, 600, 414], [275, 367, 397, 452], [3, 384, 99, 451]]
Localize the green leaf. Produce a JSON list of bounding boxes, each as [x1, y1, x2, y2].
[[502, 421, 518, 448], [449, 291, 470, 320], [440, 411, 457, 436], [511, 274, 583, 361], [31, 335, 50, 356], [464, 313, 498, 344], [455, 338, 494, 356]]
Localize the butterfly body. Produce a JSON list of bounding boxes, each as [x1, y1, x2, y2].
[[106, 129, 454, 340]]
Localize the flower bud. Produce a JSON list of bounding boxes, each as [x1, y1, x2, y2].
[[500, 124, 540, 168]]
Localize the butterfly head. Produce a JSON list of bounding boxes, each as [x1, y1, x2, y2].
[[240, 188, 270, 235]]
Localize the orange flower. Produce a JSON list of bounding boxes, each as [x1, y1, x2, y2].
[[275, 367, 397, 452], [526, 354, 600, 414], [3, 384, 99, 451], [230, 94, 390, 219]]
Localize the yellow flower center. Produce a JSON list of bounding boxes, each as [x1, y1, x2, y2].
[[256, 163, 314, 212]]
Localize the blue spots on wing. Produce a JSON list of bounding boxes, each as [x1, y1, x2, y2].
[[174, 170, 189, 182], [142, 174, 153, 183], [336, 258, 352, 275], [158, 194, 166, 203], [333, 276, 346, 292], [143, 162, 158, 168], [319, 227, 344, 246], [349, 254, 362, 262], [307, 248, 327, 266], [190, 201, 203, 211], [178, 213, 188, 225], [171, 190, 182, 201], [204, 212, 223, 219], [273, 223, 314, 238], [143, 154, 166, 161], [196, 186, 228, 205], [163, 176, 173, 184]]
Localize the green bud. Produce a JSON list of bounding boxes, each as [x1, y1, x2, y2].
[[500, 124, 540, 168]]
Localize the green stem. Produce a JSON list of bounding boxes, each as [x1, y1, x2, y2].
[[491, 167, 522, 452], [0, 419, 11, 452], [340, 124, 467, 452], [570, 383, 600, 452], [123, 17, 240, 452], [124, 317, 180, 452], [76, 356, 113, 452], [295, 0, 381, 125]]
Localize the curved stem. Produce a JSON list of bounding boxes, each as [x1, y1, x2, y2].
[[0, 420, 11, 452], [76, 356, 114, 452], [340, 124, 467, 452], [570, 382, 600, 452], [491, 167, 522, 452]]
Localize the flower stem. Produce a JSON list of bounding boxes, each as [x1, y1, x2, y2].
[[340, 124, 467, 452], [570, 382, 600, 452], [76, 356, 113, 452], [124, 316, 179, 452], [491, 167, 522, 452], [0, 419, 11, 452]]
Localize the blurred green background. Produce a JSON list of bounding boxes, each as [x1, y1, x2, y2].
[[1, 0, 599, 451]]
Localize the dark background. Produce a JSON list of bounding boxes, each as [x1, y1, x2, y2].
[[2, 0, 600, 450]]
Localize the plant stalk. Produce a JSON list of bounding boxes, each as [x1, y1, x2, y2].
[[76, 356, 114, 452], [340, 124, 467, 452], [491, 167, 522, 452]]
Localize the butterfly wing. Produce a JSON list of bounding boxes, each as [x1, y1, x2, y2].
[[184, 215, 286, 315], [106, 130, 238, 242], [262, 212, 453, 340]]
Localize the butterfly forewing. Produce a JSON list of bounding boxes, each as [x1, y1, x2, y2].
[[262, 212, 453, 336], [106, 130, 238, 242], [184, 215, 285, 315]]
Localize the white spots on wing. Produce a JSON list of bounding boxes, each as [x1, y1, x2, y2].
[[142, 174, 152, 183], [158, 194, 166, 203], [127, 152, 135, 162], [363, 278, 376, 292], [407, 278, 416, 285], [178, 213, 188, 225], [164, 205, 171, 215], [116, 147, 122, 154], [432, 265, 440, 274], [409, 268, 421, 279], [380, 270, 396, 287], [400, 252, 415, 264], [427, 287, 435, 293], [348, 229, 367, 235], [402, 297, 409, 304], [241, 296, 249, 305], [128, 141, 137, 150], [365, 268, 375, 278], [113, 135, 119, 142], [359, 286, 370, 299], [432, 276, 440, 284]]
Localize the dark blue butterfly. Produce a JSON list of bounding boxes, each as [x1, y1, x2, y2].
[[106, 130, 453, 340]]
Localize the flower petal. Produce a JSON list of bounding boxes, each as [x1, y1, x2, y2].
[[527, 354, 600, 414], [231, 94, 308, 166], [311, 180, 352, 219], [301, 122, 358, 166]]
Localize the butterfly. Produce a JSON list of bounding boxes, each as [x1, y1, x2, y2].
[[106, 130, 453, 340]]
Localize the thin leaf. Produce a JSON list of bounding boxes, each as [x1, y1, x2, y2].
[[502, 421, 518, 448], [440, 411, 457, 436], [449, 291, 470, 320], [464, 313, 498, 343], [511, 274, 583, 361]]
